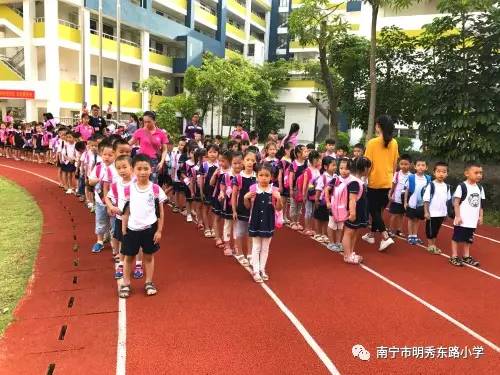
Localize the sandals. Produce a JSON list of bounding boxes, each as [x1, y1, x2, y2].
[[344, 252, 363, 264], [253, 272, 263, 283], [118, 284, 131, 298], [223, 245, 233, 256], [144, 282, 157, 296], [204, 229, 212, 238], [215, 239, 225, 248], [197, 223, 205, 231], [312, 234, 323, 242], [290, 223, 299, 230], [236, 255, 249, 267]]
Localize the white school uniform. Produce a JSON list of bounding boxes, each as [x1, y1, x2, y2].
[[127, 182, 167, 231], [453, 182, 485, 229], [405, 174, 428, 209], [422, 181, 451, 217], [392, 170, 409, 204]]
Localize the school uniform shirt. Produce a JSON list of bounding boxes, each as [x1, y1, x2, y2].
[[316, 173, 337, 201], [61, 142, 77, 164], [347, 180, 369, 225], [454, 182, 485, 229], [248, 184, 276, 238], [102, 164, 119, 184], [422, 181, 451, 218], [405, 174, 429, 209], [89, 162, 113, 205], [106, 177, 133, 220], [392, 170, 409, 204], [127, 182, 167, 231], [84, 151, 101, 178], [324, 151, 336, 159]]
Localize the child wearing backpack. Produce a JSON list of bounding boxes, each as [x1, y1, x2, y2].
[[404, 159, 431, 245], [422, 162, 451, 255], [450, 162, 485, 267], [60, 131, 78, 194], [200, 144, 219, 238], [388, 154, 411, 238], [119, 154, 166, 298], [244, 164, 283, 283], [289, 145, 308, 231], [232, 150, 257, 266], [277, 142, 293, 224], [210, 151, 231, 249], [300, 150, 321, 237], [340, 157, 371, 264], [314, 156, 337, 245]]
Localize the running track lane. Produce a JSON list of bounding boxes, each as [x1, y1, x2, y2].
[[0, 161, 332, 374]]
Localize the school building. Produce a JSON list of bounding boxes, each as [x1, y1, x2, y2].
[[1, 0, 442, 142]]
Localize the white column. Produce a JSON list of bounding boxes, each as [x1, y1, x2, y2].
[[264, 9, 270, 61], [83, 8, 91, 106], [23, 0, 38, 121], [44, 0, 60, 117], [244, 0, 251, 56], [140, 30, 150, 110]]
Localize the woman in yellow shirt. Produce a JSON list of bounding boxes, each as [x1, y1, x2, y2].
[[363, 115, 399, 251]]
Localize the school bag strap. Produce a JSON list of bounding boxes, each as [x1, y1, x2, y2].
[[111, 182, 119, 203]]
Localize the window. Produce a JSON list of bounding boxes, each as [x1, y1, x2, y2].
[[279, 0, 289, 7], [155, 9, 164, 17], [277, 35, 288, 49], [131, 0, 147, 8], [90, 74, 97, 86], [248, 44, 255, 57], [132, 82, 140, 92], [103, 24, 114, 36], [103, 77, 114, 88], [90, 19, 97, 32], [278, 12, 288, 27]]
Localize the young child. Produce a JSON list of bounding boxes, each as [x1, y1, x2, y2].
[[232, 150, 257, 266], [179, 142, 197, 223], [245, 164, 283, 282], [89, 141, 115, 253], [423, 161, 451, 254], [301, 150, 321, 237], [289, 145, 308, 231], [211, 151, 231, 249], [277, 142, 293, 223], [200, 144, 219, 237], [193, 148, 207, 231], [450, 162, 484, 267], [171, 138, 187, 214], [32, 123, 45, 163], [404, 159, 431, 245], [240, 139, 250, 154], [314, 156, 337, 246], [342, 157, 372, 264], [119, 154, 166, 298], [55, 127, 68, 188], [263, 142, 279, 188], [352, 143, 364, 159], [83, 136, 100, 210], [60, 131, 78, 194], [324, 139, 336, 158], [335, 145, 347, 159], [388, 154, 411, 238]]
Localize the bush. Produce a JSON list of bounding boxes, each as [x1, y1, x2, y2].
[[395, 136, 412, 154], [155, 98, 180, 139]]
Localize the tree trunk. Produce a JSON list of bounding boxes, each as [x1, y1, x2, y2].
[[318, 21, 338, 144], [366, 2, 379, 142]]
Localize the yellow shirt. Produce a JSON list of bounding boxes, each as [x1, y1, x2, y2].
[[365, 136, 399, 189]]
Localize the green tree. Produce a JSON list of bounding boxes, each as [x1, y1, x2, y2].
[[155, 98, 179, 138], [289, 0, 349, 143], [139, 76, 169, 109], [416, 0, 500, 161]]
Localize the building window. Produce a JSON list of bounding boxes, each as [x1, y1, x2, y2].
[[278, 12, 288, 27], [130, 0, 147, 8], [90, 19, 97, 32], [279, 0, 289, 7], [103, 24, 114, 36], [132, 82, 140, 92], [277, 35, 288, 49], [90, 74, 97, 86], [346, 1, 362, 12], [103, 77, 114, 88], [248, 44, 255, 56]]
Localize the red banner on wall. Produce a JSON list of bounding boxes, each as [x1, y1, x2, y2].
[[0, 90, 35, 99]]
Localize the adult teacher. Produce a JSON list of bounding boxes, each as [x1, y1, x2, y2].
[[184, 113, 204, 140], [363, 115, 399, 251], [129, 111, 169, 183], [89, 104, 107, 135]]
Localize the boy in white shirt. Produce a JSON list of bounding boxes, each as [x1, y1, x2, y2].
[[404, 159, 431, 245], [450, 162, 485, 267], [388, 154, 411, 238], [423, 162, 451, 254], [120, 154, 166, 298]]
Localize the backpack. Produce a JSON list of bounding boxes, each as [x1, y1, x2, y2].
[[330, 176, 364, 222], [95, 162, 114, 199], [123, 183, 161, 218], [425, 181, 454, 219], [393, 171, 409, 203], [249, 184, 283, 229], [447, 182, 484, 219], [283, 159, 297, 189], [294, 167, 312, 203], [406, 174, 432, 206], [224, 173, 234, 198]]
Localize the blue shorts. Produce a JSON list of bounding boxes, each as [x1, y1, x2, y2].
[[95, 202, 111, 235]]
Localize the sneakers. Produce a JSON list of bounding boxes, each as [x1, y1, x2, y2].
[[186, 214, 193, 223], [253, 272, 263, 283], [65, 188, 74, 194], [361, 233, 375, 244], [91, 242, 104, 253], [407, 236, 417, 245], [133, 264, 144, 279], [115, 265, 124, 279], [327, 243, 342, 252], [427, 245, 442, 255], [379, 237, 394, 251], [416, 238, 424, 245], [462, 256, 480, 267], [449, 256, 463, 267], [260, 271, 269, 281]]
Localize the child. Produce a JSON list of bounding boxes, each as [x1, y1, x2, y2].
[[119, 154, 166, 298], [74, 141, 87, 201], [342, 157, 372, 264], [450, 162, 484, 267], [289, 145, 308, 231], [263, 142, 279, 186], [324, 139, 336, 158], [335, 145, 347, 159], [60, 131, 78, 194], [32, 123, 45, 163], [249, 131, 259, 148], [352, 143, 364, 159], [211, 151, 231, 248], [240, 139, 250, 154], [220, 151, 242, 255], [423, 161, 451, 254], [89, 141, 115, 253], [193, 148, 207, 231], [244, 164, 283, 282], [200, 144, 219, 237], [83, 136, 100, 210], [179, 142, 197, 223], [231, 121, 249, 140], [232, 150, 257, 265], [277, 142, 293, 223], [388, 154, 411, 238], [55, 127, 68, 188], [404, 159, 431, 245], [314, 156, 337, 247], [171, 138, 187, 214], [301, 150, 321, 237], [113, 138, 132, 157]]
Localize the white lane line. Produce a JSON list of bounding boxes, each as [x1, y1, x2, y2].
[[236, 258, 340, 375], [442, 224, 500, 244], [0, 163, 128, 374], [393, 236, 500, 281], [359, 263, 500, 353]]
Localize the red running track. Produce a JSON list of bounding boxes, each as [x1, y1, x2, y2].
[[0, 160, 498, 374]]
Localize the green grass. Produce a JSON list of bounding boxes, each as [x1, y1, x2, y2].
[[0, 177, 42, 335], [484, 209, 500, 227]]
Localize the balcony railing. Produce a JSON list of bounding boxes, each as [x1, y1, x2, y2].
[[90, 29, 139, 47]]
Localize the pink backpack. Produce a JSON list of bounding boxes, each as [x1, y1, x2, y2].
[[294, 167, 312, 203], [224, 173, 234, 198], [330, 176, 364, 222], [249, 184, 283, 229]]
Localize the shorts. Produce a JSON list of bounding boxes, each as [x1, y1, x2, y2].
[[234, 220, 249, 238], [406, 206, 425, 220], [95, 202, 111, 235], [314, 204, 329, 222], [113, 218, 124, 242], [121, 222, 159, 256], [328, 216, 344, 230], [61, 162, 76, 173], [452, 226, 475, 244], [389, 201, 405, 215], [281, 187, 290, 198], [425, 217, 445, 239], [345, 218, 369, 230], [304, 200, 314, 219]]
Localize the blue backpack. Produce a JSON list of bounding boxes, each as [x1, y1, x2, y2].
[[406, 174, 432, 206]]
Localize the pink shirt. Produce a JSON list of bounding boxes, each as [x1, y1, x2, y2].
[[3, 115, 13, 124], [74, 124, 94, 141], [231, 129, 249, 141], [133, 127, 168, 159]]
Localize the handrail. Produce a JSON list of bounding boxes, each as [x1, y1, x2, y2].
[[35, 17, 44, 23], [8, 6, 23, 17], [58, 19, 79, 29], [90, 29, 139, 47]]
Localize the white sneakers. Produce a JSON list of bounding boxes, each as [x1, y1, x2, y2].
[[186, 214, 193, 223], [65, 188, 74, 195], [379, 237, 394, 251], [361, 233, 375, 244]]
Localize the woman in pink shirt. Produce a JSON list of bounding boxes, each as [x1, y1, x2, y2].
[[129, 111, 169, 183], [280, 123, 300, 148], [3, 110, 14, 125], [74, 113, 94, 141], [230, 121, 249, 141]]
